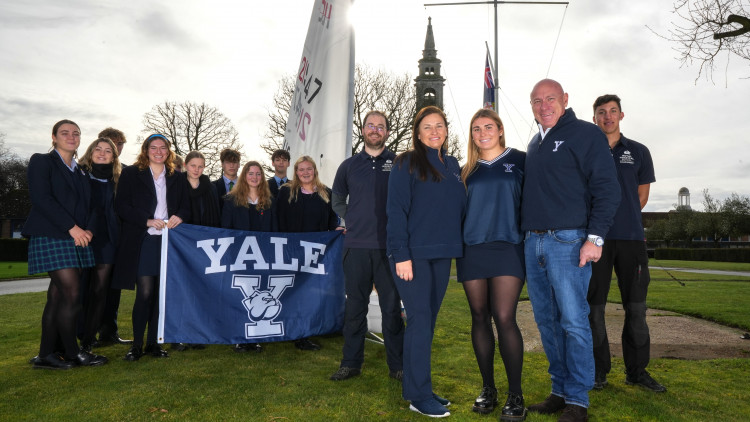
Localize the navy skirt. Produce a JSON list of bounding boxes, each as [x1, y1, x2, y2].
[[137, 235, 163, 277], [456, 241, 525, 282], [28, 236, 95, 274]]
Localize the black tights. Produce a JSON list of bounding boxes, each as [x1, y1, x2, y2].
[[40, 268, 81, 359], [132, 275, 160, 348], [81, 264, 113, 346], [462, 276, 524, 394]]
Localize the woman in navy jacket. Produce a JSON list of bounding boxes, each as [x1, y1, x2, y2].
[[23, 120, 108, 369], [221, 160, 277, 353], [77, 137, 122, 351], [221, 161, 278, 232], [112, 134, 190, 361], [458, 109, 527, 419], [386, 106, 466, 417]]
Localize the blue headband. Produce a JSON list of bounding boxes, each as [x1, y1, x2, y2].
[[146, 134, 168, 142]]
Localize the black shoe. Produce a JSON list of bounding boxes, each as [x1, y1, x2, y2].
[[593, 372, 608, 390], [33, 353, 75, 370], [144, 344, 169, 358], [234, 343, 262, 353], [189, 344, 206, 350], [471, 386, 498, 414], [74, 350, 108, 367], [558, 404, 588, 422], [124, 346, 143, 361], [625, 371, 666, 393], [329, 366, 361, 381], [500, 391, 526, 421], [527, 394, 565, 414], [389, 369, 403, 381], [29, 355, 41, 365], [294, 338, 320, 351], [171, 343, 189, 351], [99, 333, 133, 345]]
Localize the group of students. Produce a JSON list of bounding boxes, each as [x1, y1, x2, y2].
[[25, 79, 659, 422], [24, 121, 339, 368]]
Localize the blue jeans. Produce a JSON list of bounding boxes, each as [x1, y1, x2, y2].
[[525, 229, 594, 408]]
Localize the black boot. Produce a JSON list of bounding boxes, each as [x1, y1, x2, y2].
[[500, 391, 526, 421]]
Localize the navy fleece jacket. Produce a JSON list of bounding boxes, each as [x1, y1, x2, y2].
[[386, 147, 466, 263], [520, 108, 621, 237]]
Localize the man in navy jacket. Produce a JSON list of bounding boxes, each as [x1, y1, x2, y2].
[[521, 79, 620, 422], [587, 94, 664, 394]]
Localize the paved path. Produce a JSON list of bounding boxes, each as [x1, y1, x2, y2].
[[0, 277, 50, 295], [653, 267, 750, 277]]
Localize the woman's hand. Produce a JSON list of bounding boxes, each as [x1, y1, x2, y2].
[[166, 215, 183, 229], [69, 225, 92, 247], [147, 219, 166, 230], [395, 260, 413, 282]]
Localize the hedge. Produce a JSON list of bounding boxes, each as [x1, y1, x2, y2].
[[655, 248, 750, 262], [0, 238, 28, 261]]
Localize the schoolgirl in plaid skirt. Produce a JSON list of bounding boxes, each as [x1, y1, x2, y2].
[[22, 120, 108, 369]]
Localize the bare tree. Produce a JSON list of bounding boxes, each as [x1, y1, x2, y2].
[[261, 64, 463, 172], [657, 0, 750, 82], [141, 101, 242, 179], [0, 134, 31, 219]]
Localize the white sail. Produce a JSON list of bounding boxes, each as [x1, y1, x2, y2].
[[283, 0, 354, 186]]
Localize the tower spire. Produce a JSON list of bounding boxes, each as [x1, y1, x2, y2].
[[415, 17, 445, 111]]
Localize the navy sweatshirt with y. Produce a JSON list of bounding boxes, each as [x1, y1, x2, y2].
[[520, 108, 621, 237], [386, 147, 466, 263]]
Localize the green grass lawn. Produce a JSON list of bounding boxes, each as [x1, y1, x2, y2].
[[2, 269, 750, 421], [0, 262, 44, 279]]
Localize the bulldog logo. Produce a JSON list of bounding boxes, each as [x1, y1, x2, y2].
[[232, 274, 295, 338]]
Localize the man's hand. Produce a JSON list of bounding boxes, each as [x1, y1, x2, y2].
[[579, 242, 602, 267]]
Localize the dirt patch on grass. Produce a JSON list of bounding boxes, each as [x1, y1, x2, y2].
[[516, 301, 750, 360]]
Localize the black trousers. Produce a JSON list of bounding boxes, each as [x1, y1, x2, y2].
[[98, 287, 122, 338], [587, 240, 651, 377], [340, 248, 404, 372]]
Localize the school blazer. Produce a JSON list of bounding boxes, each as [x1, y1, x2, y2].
[[111, 165, 190, 290], [22, 151, 91, 239]]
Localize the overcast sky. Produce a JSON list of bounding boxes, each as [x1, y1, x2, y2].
[[1, 0, 747, 212]]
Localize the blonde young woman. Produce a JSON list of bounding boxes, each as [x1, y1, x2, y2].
[[276, 156, 338, 351], [77, 137, 122, 352], [457, 109, 526, 421], [183, 151, 220, 228]]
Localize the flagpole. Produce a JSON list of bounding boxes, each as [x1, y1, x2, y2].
[[425, 0, 570, 114], [485, 42, 498, 113], [493, 1, 498, 113]]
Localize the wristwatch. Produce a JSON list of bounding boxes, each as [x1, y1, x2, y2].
[[587, 235, 604, 247]]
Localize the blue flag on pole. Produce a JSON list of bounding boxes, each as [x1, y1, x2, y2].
[[157, 224, 345, 344], [483, 52, 495, 110]]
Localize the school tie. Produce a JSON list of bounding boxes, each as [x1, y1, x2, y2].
[[228, 181, 234, 191]]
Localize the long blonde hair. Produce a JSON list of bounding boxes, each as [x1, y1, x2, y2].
[[78, 137, 122, 185], [461, 109, 506, 184], [228, 161, 272, 211], [286, 156, 330, 203]]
